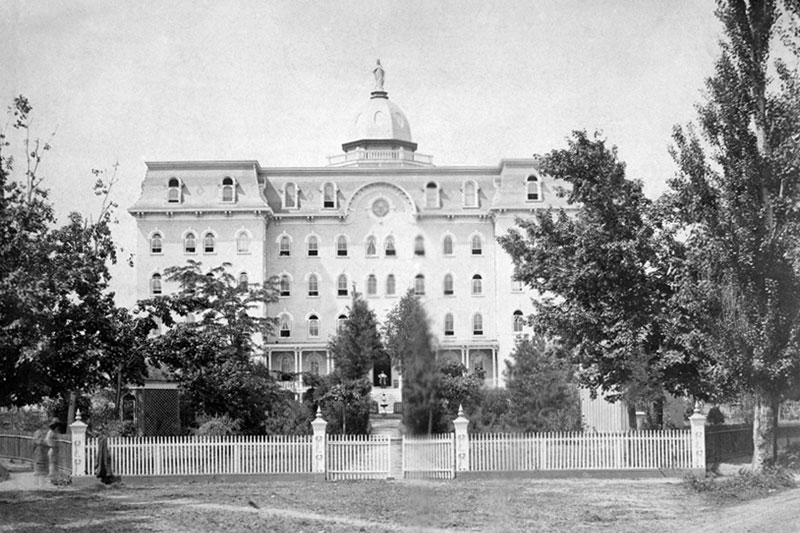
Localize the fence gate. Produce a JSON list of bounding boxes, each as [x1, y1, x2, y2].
[[326, 434, 391, 480], [402, 433, 455, 479]]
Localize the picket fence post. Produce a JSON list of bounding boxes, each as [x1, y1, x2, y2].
[[70, 411, 88, 477], [452, 404, 469, 473], [311, 407, 327, 481], [689, 402, 707, 472]]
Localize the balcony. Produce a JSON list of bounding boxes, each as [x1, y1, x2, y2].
[[327, 148, 434, 168]]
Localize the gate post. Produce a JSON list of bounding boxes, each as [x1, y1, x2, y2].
[[70, 411, 88, 477], [453, 405, 470, 474], [689, 402, 706, 472], [311, 407, 327, 481]]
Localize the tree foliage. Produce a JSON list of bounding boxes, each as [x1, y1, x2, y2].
[[664, 0, 800, 468], [0, 96, 147, 413], [503, 337, 582, 432], [384, 290, 442, 434], [139, 261, 283, 433], [498, 131, 684, 406]]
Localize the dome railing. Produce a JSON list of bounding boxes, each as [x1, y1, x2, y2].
[[327, 148, 433, 167]]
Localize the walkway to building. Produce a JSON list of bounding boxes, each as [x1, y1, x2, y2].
[[371, 415, 403, 478]]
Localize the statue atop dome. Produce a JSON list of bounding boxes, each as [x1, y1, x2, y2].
[[373, 59, 385, 91]]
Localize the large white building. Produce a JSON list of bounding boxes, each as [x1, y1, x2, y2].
[[129, 63, 574, 405]]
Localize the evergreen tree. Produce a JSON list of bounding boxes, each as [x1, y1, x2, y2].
[[503, 337, 582, 432], [384, 290, 443, 434]]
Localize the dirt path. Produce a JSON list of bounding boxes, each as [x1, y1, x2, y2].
[[693, 487, 800, 533]]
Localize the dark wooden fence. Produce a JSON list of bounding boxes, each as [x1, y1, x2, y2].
[[706, 423, 800, 464]]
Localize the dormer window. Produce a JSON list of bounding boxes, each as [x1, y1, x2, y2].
[[284, 182, 298, 209], [167, 178, 181, 203], [425, 182, 439, 208], [464, 180, 478, 208], [150, 232, 163, 254], [527, 175, 541, 201], [221, 177, 235, 203], [323, 182, 336, 208]]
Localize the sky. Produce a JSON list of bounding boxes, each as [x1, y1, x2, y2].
[[1, 1, 722, 306]]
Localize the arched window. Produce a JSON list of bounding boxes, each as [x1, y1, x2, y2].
[[337, 274, 348, 296], [221, 177, 235, 202], [414, 274, 425, 296], [150, 232, 162, 254], [184, 232, 196, 254], [471, 235, 482, 255], [425, 182, 439, 208], [444, 313, 454, 336], [367, 274, 377, 296], [168, 178, 181, 203], [513, 310, 524, 333], [323, 183, 336, 208], [238, 272, 248, 286], [279, 235, 291, 256], [203, 233, 215, 253], [284, 182, 297, 208], [444, 274, 454, 296], [307, 235, 318, 256], [414, 235, 425, 256], [443, 235, 454, 256], [473, 313, 484, 336], [310, 357, 321, 375], [308, 274, 319, 297], [150, 273, 162, 295], [337, 314, 347, 334], [385, 236, 396, 257], [308, 315, 320, 337], [526, 175, 540, 201], [280, 354, 292, 372], [472, 274, 483, 295], [366, 236, 377, 257], [336, 235, 348, 257], [280, 275, 291, 297], [464, 181, 478, 207], [386, 274, 396, 296], [279, 315, 291, 338], [237, 232, 250, 253]]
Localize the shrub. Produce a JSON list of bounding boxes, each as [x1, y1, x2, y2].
[[684, 466, 796, 502], [706, 406, 725, 426], [194, 414, 241, 436], [771, 443, 800, 471]]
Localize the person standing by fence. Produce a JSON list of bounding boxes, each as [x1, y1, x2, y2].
[[45, 418, 60, 482], [31, 429, 48, 487]]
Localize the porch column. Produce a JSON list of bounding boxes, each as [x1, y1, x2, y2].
[[461, 346, 467, 367], [296, 349, 304, 388], [326, 349, 331, 375], [492, 347, 499, 388], [266, 348, 272, 372]]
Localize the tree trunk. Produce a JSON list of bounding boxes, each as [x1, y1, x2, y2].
[[751, 390, 777, 470], [67, 391, 77, 426]]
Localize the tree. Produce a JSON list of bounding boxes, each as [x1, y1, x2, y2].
[[139, 261, 283, 433], [503, 337, 582, 432], [665, 0, 800, 468], [0, 97, 144, 419], [315, 292, 384, 434], [498, 131, 689, 415], [384, 290, 442, 434], [437, 361, 485, 422]]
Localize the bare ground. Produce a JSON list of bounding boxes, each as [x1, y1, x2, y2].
[[1, 473, 799, 532]]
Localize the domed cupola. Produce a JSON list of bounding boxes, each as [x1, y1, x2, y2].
[[328, 61, 433, 167]]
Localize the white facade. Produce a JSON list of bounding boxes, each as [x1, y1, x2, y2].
[[129, 69, 575, 400]]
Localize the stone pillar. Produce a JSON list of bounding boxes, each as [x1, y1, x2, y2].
[[70, 411, 88, 477], [689, 403, 707, 471], [311, 407, 327, 481], [635, 411, 647, 430], [453, 404, 470, 474]]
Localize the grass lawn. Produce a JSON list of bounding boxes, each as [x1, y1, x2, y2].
[[1, 476, 798, 532]]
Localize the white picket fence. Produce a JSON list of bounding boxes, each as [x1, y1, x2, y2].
[[84, 435, 313, 476], [402, 434, 455, 479], [326, 434, 391, 480], [470, 430, 693, 472]]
